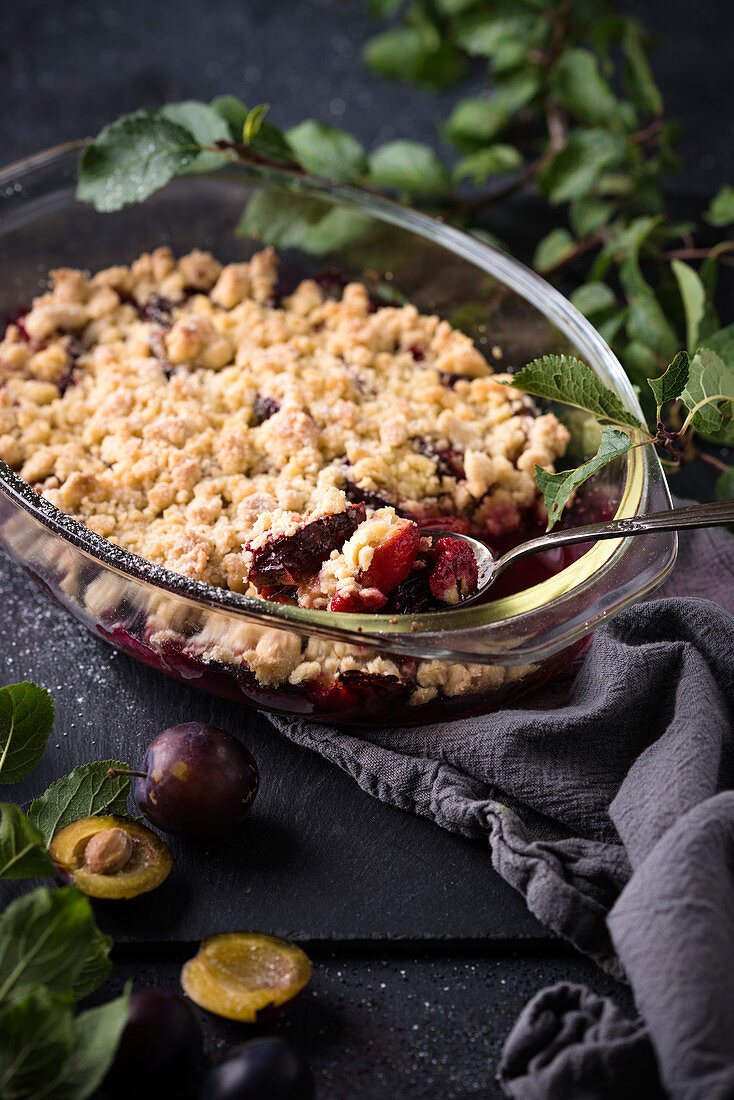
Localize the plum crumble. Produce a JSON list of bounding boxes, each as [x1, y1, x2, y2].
[[0, 246, 572, 704]]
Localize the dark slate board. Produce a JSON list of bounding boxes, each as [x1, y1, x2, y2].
[[0, 552, 546, 943]]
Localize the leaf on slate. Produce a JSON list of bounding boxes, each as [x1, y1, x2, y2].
[[27, 760, 132, 847], [368, 140, 449, 196], [0, 803, 54, 880], [453, 144, 522, 184], [159, 101, 231, 174], [71, 924, 115, 1002], [0, 887, 107, 1005], [535, 427, 632, 529], [0, 681, 54, 785], [704, 184, 734, 228], [40, 988, 132, 1100], [681, 347, 734, 442], [533, 228, 576, 271], [0, 987, 75, 1100], [552, 48, 619, 125], [647, 351, 689, 412], [510, 355, 646, 431], [210, 94, 249, 140], [286, 120, 367, 184], [671, 260, 706, 355], [76, 110, 201, 212], [539, 128, 626, 205]]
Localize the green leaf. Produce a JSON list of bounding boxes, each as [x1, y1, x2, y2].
[[243, 104, 269, 144], [715, 466, 734, 504], [159, 100, 230, 173], [0, 886, 111, 1005], [444, 72, 541, 149], [539, 129, 626, 205], [238, 192, 369, 256], [681, 347, 734, 441], [76, 110, 201, 212], [368, 140, 449, 196], [364, 25, 466, 89], [300, 208, 372, 255], [622, 22, 663, 115], [286, 120, 367, 183], [71, 924, 115, 1002], [42, 989, 132, 1100], [671, 260, 706, 355], [0, 987, 130, 1100], [705, 184, 734, 228], [435, 0, 480, 11], [0, 987, 75, 1100], [453, 144, 522, 184], [210, 94, 249, 140], [535, 427, 633, 528], [570, 281, 617, 318], [455, 15, 548, 72], [27, 761, 132, 847], [368, 0, 405, 13], [647, 351, 689, 412], [0, 682, 54, 785], [533, 228, 576, 271], [510, 354, 646, 431], [0, 804, 54, 879], [704, 321, 734, 364], [569, 198, 617, 238], [552, 48, 620, 124]]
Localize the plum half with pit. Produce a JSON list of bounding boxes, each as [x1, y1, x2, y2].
[[49, 815, 172, 900], [103, 988, 203, 1098], [198, 1037, 314, 1100], [132, 723, 259, 838]]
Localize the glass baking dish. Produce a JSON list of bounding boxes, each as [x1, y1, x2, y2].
[[0, 142, 676, 725]]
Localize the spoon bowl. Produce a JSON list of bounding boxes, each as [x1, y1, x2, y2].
[[424, 498, 734, 608]]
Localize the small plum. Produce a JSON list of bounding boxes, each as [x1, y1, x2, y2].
[[198, 1037, 313, 1100], [131, 723, 259, 838], [103, 988, 203, 1098]]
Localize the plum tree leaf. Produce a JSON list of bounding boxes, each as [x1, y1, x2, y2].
[[368, 140, 449, 195], [705, 185, 734, 228], [671, 260, 706, 354], [0, 804, 54, 879], [27, 761, 132, 847], [510, 355, 646, 431], [681, 347, 734, 441], [42, 988, 132, 1100], [536, 427, 633, 528], [0, 988, 75, 1099], [76, 110, 201, 212], [647, 351, 689, 414], [0, 887, 112, 1005], [0, 682, 54, 785], [286, 120, 367, 183]]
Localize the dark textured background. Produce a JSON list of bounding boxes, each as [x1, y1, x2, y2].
[[0, 2, 732, 1096]]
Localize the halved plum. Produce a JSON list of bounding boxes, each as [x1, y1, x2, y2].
[[49, 815, 172, 900], [180, 932, 312, 1023], [246, 504, 365, 590]]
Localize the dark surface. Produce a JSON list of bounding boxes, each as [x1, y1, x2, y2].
[[0, 1, 732, 1096]]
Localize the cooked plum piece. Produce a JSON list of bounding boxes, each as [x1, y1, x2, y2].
[[426, 535, 479, 605], [245, 504, 366, 590]]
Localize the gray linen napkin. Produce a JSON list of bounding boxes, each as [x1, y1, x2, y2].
[[267, 517, 734, 1099]]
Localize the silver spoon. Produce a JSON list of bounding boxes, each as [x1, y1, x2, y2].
[[422, 498, 734, 608]]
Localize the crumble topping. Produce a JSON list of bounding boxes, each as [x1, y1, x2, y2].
[[0, 246, 570, 702]]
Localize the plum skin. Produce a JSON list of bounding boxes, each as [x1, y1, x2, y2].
[[198, 1036, 314, 1100], [103, 989, 203, 1098], [135, 723, 259, 838]]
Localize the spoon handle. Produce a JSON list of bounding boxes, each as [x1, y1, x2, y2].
[[496, 498, 734, 571]]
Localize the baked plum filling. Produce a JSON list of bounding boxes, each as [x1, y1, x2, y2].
[[244, 503, 366, 591], [245, 505, 480, 614]]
